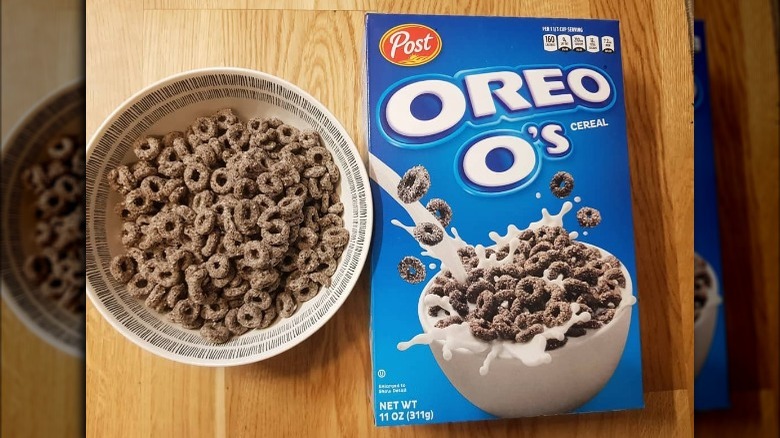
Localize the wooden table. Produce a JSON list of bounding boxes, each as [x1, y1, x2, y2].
[[1, 0, 83, 437], [86, 1, 694, 436]]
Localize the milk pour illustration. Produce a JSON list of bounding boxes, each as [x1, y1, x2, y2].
[[367, 14, 644, 425]]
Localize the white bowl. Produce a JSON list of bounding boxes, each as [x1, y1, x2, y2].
[[0, 81, 85, 357], [694, 255, 721, 377], [415, 245, 634, 418], [86, 68, 372, 366]]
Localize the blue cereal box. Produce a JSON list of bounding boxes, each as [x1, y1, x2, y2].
[[693, 20, 730, 411], [366, 14, 644, 425]]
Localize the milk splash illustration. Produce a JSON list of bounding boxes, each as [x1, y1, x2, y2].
[[369, 153, 636, 375]]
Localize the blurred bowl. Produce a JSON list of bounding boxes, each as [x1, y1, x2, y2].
[[86, 68, 371, 366], [1, 81, 85, 357], [694, 255, 721, 377]]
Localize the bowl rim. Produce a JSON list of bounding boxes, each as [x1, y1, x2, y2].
[[85, 67, 373, 366], [1, 79, 85, 358]]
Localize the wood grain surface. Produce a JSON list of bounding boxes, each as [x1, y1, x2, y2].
[[86, 1, 694, 436], [1, 0, 84, 437], [693, 0, 779, 436]]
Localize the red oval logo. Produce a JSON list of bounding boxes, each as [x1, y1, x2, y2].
[[379, 24, 442, 67]]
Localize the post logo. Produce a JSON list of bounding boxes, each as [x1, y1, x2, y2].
[[379, 24, 442, 66]]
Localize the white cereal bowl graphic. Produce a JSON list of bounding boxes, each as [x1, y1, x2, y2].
[[416, 245, 634, 418], [86, 68, 372, 366], [693, 256, 721, 377]]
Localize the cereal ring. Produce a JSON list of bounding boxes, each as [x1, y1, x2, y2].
[[152, 263, 181, 288], [413, 222, 443, 246], [549, 171, 575, 198], [21, 164, 50, 194], [529, 241, 552, 256], [53, 174, 81, 202], [562, 278, 590, 300], [170, 299, 202, 325], [275, 292, 297, 318], [192, 116, 217, 141], [543, 301, 573, 327], [515, 323, 544, 343], [546, 260, 572, 280], [258, 306, 277, 329], [109, 255, 136, 282], [48, 137, 76, 160], [133, 136, 162, 161], [244, 289, 273, 310], [206, 254, 231, 279], [156, 211, 183, 240], [425, 198, 452, 227], [574, 264, 602, 286], [576, 207, 602, 228], [236, 303, 264, 328], [321, 227, 349, 249], [278, 196, 304, 220], [127, 274, 155, 298], [603, 267, 626, 288], [231, 177, 257, 199], [213, 108, 239, 131], [23, 254, 52, 284], [200, 322, 230, 343], [261, 219, 290, 246], [224, 123, 250, 151], [523, 251, 552, 277], [183, 162, 210, 193], [515, 277, 550, 311], [193, 209, 216, 235], [398, 256, 425, 284], [469, 319, 497, 341], [295, 249, 319, 273], [466, 279, 494, 303], [397, 165, 430, 204], [210, 168, 234, 194], [475, 290, 500, 320], [293, 281, 320, 302], [36, 189, 67, 219], [165, 284, 186, 309], [156, 147, 185, 178], [201, 298, 229, 321], [435, 315, 465, 329], [256, 172, 283, 196], [224, 308, 249, 335]]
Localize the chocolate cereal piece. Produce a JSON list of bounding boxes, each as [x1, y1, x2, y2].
[[576, 207, 602, 228], [549, 171, 575, 198], [426, 198, 452, 227], [397, 165, 430, 204], [398, 256, 426, 284], [412, 222, 444, 246]]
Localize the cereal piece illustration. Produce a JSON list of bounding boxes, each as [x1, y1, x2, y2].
[[398, 256, 426, 284], [426, 198, 452, 227], [412, 222, 444, 246], [549, 171, 575, 198], [106, 110, 349, 343], [397, 165, 430, 204], [576, 207, 601, 228]]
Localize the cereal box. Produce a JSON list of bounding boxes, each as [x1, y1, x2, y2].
[[366, 14, 644, 425], [693, 20, 730, 410]]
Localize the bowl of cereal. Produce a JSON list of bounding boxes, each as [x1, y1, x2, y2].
[[693, 253, 720, 377], [1, 81, 85, 356], [399, 228, 635, 417], [86, 68, 372, 366]]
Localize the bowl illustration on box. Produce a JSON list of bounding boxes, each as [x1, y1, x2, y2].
[[693, 253, 721, 377], [370, 156, 636, 418]]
